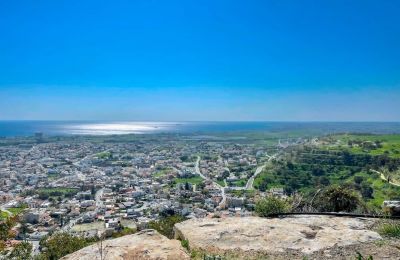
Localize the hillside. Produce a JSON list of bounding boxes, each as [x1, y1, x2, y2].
[[254, 134, 400, 209]]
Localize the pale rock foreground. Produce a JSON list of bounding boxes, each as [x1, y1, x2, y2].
[[174, 215, 382, 254], [62, 229, 189, 260]]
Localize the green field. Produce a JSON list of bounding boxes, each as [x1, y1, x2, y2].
[[327, 134, 400, 158], [8, 206, 27, 215], [229, 179, 247, 187], [96, 151, 112, 159], [174, 176, 204, 185], [215, 180, 226, 187], [37, 187, 79, 199]]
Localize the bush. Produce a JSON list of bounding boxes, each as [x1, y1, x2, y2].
[[255, 196, 290, 217], [9, 241, 32, 260], [378, 221, 400, 238], [315, 186, 361, 212]]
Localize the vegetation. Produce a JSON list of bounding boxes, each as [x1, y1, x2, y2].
[[0, 215, 18, 253], [181, 239, 190, 251], [378, 221, 400, 238], [95, 151, 112, 159], [36, 187, 78, 200], [356, 251, 374, 260], [314, 186, 361, 212], [255, 135, 400, 211], [334, 134, 400, 159], [8, 205, 28, 216], [0, 211, 9, 220], [230, 179, 246, 187], [255, 197, 290, 217], [8, 241, 32, 260], [111, 226, 136, 238], [215, 180, 225, 187], [179, 155, 196, 162], [148, 215, 185, 239], [38, 232, 96, 260], [174, 176, 203, 185]]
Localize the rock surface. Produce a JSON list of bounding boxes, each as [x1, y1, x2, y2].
[[174, 216, 382, 255], [383, 200, 400, 216], [62, 229, 189, 260]]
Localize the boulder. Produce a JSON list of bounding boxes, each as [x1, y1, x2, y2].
[[383, 200, 400, 216], [62, 229, 189, 260]]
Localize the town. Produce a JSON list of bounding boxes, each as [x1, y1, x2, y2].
[[0, 133, 299, 254]]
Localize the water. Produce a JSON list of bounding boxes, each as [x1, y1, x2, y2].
[[0, 121, 400, 137]]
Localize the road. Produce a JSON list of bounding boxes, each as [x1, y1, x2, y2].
[[228, 153, 278, 191], [194, 152, 280, 208], [245, 164, 267, 190], [95, 188, 104, 208], [194, 156, 226, 208]]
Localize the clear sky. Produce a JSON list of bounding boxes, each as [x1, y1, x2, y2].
[[0, 0, 399, 121]]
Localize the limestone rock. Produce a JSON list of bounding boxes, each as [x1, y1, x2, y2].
[[174, 216, 382, 255], [62, 229, 189, 260], [383, 200, 400, 216]]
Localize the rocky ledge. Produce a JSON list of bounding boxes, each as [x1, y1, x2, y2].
[[62, 216, 400, 260], [174, 215, 383, 256], [61, 229, 189, 260]]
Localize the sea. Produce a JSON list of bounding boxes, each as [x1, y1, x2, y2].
[[0, 121, 400, 137]]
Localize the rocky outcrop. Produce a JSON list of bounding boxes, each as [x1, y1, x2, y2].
[[174, 216, 382, 255], [62, 229, 189, 260], [383, 200, 400, 216]]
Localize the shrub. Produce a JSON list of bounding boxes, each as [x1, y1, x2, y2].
[[315, 186, 361, 212], [111, 226, 136, 238], [255, 196, 290, 217], [9, 241, 32, 260]]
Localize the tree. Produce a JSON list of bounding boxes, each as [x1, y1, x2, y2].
[[0, 215, 17, 241], [18, 221, 31, 241], [354, 176, 364, 185], [360, 183, 374, 199], [255, 196, 290, 217]]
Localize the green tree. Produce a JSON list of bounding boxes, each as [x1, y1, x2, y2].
[[255, 196, 290, 217], [18, 221, 31, 241]]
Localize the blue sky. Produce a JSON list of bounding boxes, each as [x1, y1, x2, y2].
[[0, 0, 399, 121]]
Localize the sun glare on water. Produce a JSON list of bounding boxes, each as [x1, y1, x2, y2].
[[63, 122, 174, 135]]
